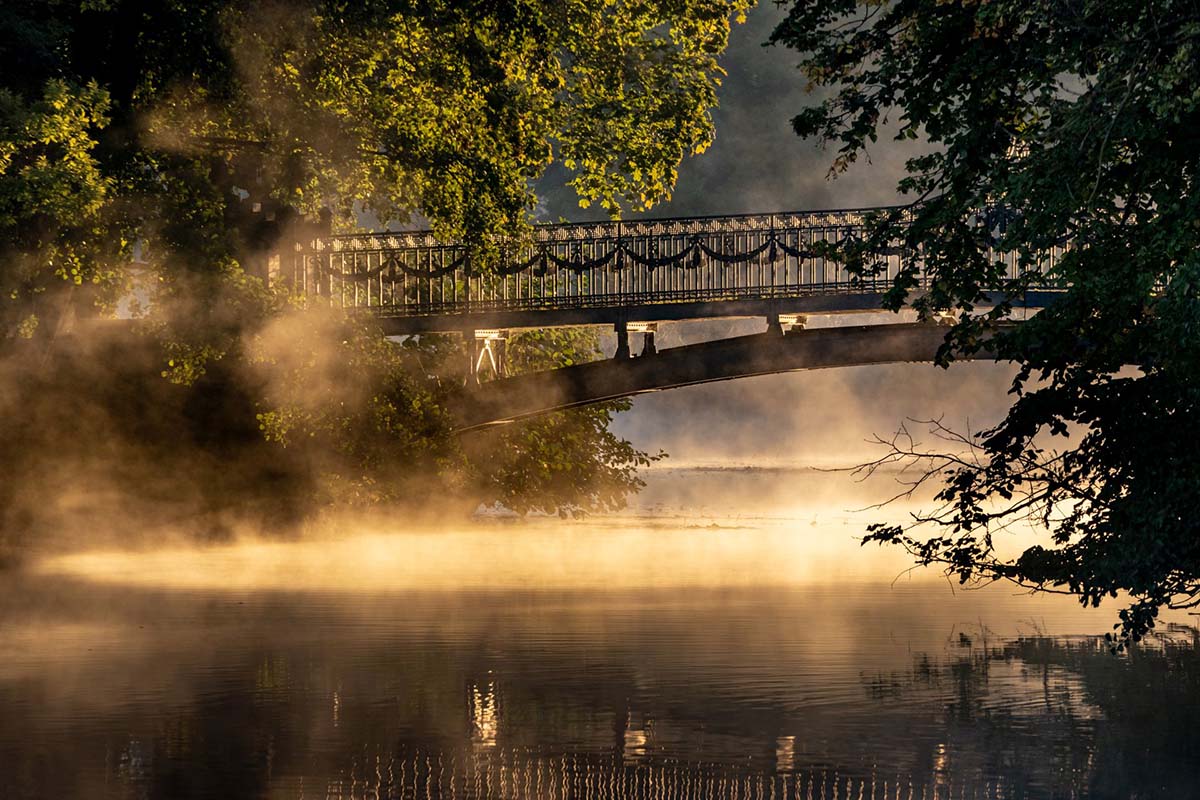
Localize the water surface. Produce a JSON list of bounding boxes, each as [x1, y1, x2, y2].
[[2, 468, 1197, 799]]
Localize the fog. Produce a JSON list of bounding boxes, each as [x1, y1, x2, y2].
[[577, 3, 1016, 471], [5, 9, 1193, 800], [0, 3, 1019, 556]]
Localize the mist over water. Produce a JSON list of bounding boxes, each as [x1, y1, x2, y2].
[[4, 7, 1197, 800], [5, 458, 1199, 798]]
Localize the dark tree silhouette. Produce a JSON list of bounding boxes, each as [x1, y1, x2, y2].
[[775, 0, 1200, 645]]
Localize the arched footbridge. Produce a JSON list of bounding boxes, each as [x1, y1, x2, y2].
[[450, 322, 998, 430], [291, 206, 1056, 428]]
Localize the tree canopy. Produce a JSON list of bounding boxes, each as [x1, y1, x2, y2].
[[774, 0, 1200, 644], [2, 0, 749, 336], [0, 1, 751, 542]]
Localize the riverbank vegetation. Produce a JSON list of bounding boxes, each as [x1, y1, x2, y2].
[[0, 0, 749, 552]]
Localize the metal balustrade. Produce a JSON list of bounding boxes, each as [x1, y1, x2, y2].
[[289, 207, 1064, 323]]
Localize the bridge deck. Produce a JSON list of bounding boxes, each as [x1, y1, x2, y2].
[[291, 207, 1060, 333]]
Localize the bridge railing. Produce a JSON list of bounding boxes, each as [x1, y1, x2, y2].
[[289, 207, 1063, 318]]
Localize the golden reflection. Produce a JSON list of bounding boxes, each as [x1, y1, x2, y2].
[[775, 735, 796, 773], [931, 742, 949, 793], [470, 680, 499, 748], [622, 712, 652, 760], [35, 516, 946, 593], [314, 750, 1009, 800]]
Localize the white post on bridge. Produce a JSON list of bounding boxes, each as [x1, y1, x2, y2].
[[469, 329, 508, 383]]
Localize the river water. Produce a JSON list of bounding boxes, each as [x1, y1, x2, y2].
[[1, 467, 1197, 799]]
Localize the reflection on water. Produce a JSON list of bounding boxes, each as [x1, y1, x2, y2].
[[1, 468, 1198, 799]]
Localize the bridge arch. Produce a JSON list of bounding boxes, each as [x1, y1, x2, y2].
[[452, 322, 991, 430]]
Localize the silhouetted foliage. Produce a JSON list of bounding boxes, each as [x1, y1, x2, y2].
[[775, 0, 1200, 644]]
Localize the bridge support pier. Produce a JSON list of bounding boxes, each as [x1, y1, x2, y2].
[[766, 313, 784, 337], [614, 321, 631, 360], [629, 322, 658, 357]]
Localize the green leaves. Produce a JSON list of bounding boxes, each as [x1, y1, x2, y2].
[[1, 1, 740, 526], [2, 0, 752, 337], [463, 326, 661, 516], [0, 79, 128, 335]]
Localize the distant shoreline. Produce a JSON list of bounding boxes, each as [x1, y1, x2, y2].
[[644, 461, 906, 475]]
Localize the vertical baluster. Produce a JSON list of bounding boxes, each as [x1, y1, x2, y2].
[[692, 234, 699, 299], [739, 227, 748, 297], [731, 231, 738, 296], [708, 233, 715, 298], [805, 226, 813, 290], [388, 249, 395, 311], [814, 223, 822, 290], [424, 248, 431, 310], [303, 248, 311, 297], [376, 250, 383, 308], [817, 226, 826, 289], [785, 218, 792, 293], [754, 228, 762, 294], [672, 237, 681, 299], [638, 237, 648, 307], [326, 250, 336, 307], [426, 249, 433, 310], [653, 240, 659, 299], [609, 237, 619, 303], [412, 248, 419, 309], [352, 250, 359, 307], [613, 235, 619, 302], [324, 249, 331, 302], [332, 250, 339, 306], [750, 230, 758, 295], [676, 233, 683, 299], [686, 235, 696, 303], [612, 231, 619, 303], [684, 234, 691, 299], [427, 250, 436, 309], [744, 231, 753, 297], [306, 248, 314, 298]]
